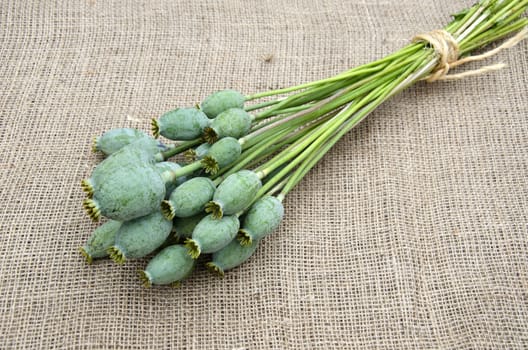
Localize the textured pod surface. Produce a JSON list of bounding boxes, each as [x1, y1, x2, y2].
[[200, 89, 245, 118], [85, 137, 164, 198], [93, 128, 149, 155], [99, 136, 162, 166], [194, 142, 212, 158], [86, 163, 166, 221], [80, 220, 122, 264], [238, 196, 284, 245], [185, 214, 240, 258], [161, 177, 216, 219], [173, 212, 207, 240], [206, 239, 260, 277], [155, 161, 186, 196], [140, 245, 195, 287], [206, 137, 241, 168], [153, 108, 210, 140], [204, 108, 252, 143], [206, 170, 262, 218], [109, 211, 172, 263], [201, 137, 241, 174]]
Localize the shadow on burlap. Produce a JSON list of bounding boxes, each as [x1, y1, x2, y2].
[[0, 0, 527, 348]]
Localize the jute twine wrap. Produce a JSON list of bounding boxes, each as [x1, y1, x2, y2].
[[0, 0, 527, 348], [413, 28, 528, 82]]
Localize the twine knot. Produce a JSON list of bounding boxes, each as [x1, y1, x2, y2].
[[413, 30, 460, 82], [412, 28, 527, 82]]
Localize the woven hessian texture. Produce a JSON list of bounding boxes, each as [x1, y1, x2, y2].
[[1, 0, 527, 348]]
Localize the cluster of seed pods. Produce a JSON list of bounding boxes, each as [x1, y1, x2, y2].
[[80, 90, 284, 287], [78, 0, 528, 287]]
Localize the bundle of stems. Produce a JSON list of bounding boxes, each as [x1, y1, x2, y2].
[[182, 0, 527, 206]]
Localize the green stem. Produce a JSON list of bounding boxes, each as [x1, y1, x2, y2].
[[266, 177, 289, 197], [460, 17, 528, 54], [243, 53, 422, 152], [451, 2, 484, 36], [161, 161, 203, 184], [216, 128, 292, 178], [264, 53, 430, 197], [255, 48, 423, 120], [244, 99, 281, 112], [461, 0, 521, 44], [161, 138, 203, 160], [244, 43, 423, 101], [252, 102, 318, 124], [216, 112, 335, 179]]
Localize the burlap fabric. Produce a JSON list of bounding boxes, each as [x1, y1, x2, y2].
[[1, 0, 526, 348]]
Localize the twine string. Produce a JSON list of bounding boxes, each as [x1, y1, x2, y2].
[[412, 28, 527, 82]]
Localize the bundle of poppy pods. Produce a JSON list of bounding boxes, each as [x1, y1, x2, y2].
[[79, 0, 527, 287], [81, 91, 287, 287]]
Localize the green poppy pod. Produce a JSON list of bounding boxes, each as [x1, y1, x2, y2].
[[173, 212, 207, 241], [203, 108, 252, 144], [237, 196, 284, 246], [83, 163, 166, 222], [155, 162, 186, 197], [200, 137, 241, 175], [107, 211, 172, 264], [79, 220, 122, 264], [206, 239, 260, 277], [183, 142, 211, 164], [160, 177, 216, 220], [195, 142, 212, 158], [184, 214, 240, 259], [139, 245, 196, 288], [92, 128, 152, 155], [200, 89, 245, 118], [205, 170, 262, 219], [81, 137, 163, 198], [151, 108, 210, 140]]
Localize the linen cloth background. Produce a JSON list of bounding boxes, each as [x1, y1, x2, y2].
[[1, 0, 527, 348]]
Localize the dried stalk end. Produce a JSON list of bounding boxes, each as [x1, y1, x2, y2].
[[91, 136, 100, 153], [237, 229, 252, 246], [205, 201, 223, 219], [184, 238, 201, 259], [160, 200, 175, 220], [205, 262, 225, 278], [201, 156, 219, 175], [183, 149, 197, 164], [81, 179, 94, 198], [138, 270, 152, 288], [171, 281, 181, 288], [82, 198, 101, 222], [79, 246, 93, 265], [107, 246, 126, 265], [202, 127, 218, 144], [151, 118, 160, 138]]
